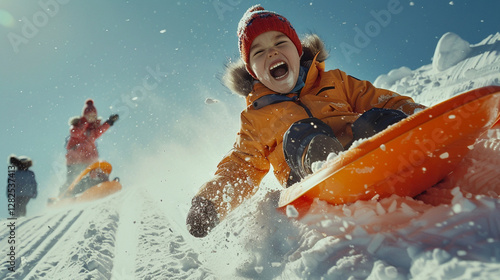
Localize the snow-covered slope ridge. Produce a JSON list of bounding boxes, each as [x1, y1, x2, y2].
[[374, 32, 500, 106]]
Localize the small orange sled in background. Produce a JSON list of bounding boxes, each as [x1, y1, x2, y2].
[[279, 86, 500, 213], [48, 161, 122, 207]]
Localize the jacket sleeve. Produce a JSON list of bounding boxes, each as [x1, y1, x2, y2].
[[194, 113, 270, 221], [339, 70, 426, 115], [31, 171, 37, 198], [90, 121, 111, 140]]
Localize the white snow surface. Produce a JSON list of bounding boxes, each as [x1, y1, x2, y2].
[[432, 32, 472, 72], [2, 33, 500, 280]]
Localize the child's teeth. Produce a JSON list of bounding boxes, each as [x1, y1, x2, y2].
[[270, 61, 284, 70]]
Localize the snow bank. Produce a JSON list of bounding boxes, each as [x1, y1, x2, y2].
[[432, 32, 472, 72], [373, 66, 413, 90], [375, 32, 500, 105], [224, 175, 500, 279]]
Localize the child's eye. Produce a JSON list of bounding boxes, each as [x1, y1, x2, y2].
[[276, 41, 287, 46], [253, 50, 263, 56]]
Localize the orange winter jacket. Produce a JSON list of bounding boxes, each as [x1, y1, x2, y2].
[[195, 54, 425, 220]]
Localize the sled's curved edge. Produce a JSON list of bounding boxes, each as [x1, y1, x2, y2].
[[48, 180, 122, 208], [60, 161, 112, 199], [279, 86, 500, 208]]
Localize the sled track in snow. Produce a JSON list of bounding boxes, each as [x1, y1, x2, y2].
[[110, 188, 142, 280], [20, 211, 85, 279], [0, 188, 212, 280], [0, 210, 83, 279], [111, 188, 215, 280], [0, 194, 124, 279]]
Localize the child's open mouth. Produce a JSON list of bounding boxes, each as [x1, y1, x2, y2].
[[269, 61, 289, 80]]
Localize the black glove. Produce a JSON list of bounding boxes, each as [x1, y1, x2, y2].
[[352, 108, 407, 140], [186, 196, 219, 238], [106, 114, 119, 126]]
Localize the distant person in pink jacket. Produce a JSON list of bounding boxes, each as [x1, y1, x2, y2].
[[63, 99, 118, 192]]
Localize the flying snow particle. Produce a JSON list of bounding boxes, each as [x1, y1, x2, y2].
[[356, 166, 374, 174], [457, 250, 467, 257], [449, 1, 454, 5], [160, 29, 166, 34], [452, 203, 462, 213], [286, 205, 299, 218], [439, 152, 449, 159], [205, 98, 219, 104]]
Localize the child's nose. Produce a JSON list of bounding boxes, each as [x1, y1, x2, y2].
[[268, 49, 279, 57]]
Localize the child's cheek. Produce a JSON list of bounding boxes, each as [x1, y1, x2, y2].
[[284, 68, 296, 89], [252, 60, 269, 82]]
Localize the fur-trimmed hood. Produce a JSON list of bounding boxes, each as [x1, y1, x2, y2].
[[222, 34, 329, 97]]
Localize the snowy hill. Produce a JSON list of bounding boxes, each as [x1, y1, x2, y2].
[[1, 32, 500, 280], [374, 32, 500, 106]]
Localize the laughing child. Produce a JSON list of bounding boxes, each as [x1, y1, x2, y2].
[[186, 5, 426, 237]]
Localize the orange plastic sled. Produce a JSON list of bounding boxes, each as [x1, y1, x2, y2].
[[279, 86, 500, 211], [48, 161, 122, 207]]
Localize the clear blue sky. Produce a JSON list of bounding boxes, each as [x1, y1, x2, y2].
[[1, 0, 499, 218]]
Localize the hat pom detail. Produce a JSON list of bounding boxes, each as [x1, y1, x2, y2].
[[248, 5, 264, 13], [83, 99, 97, 117]]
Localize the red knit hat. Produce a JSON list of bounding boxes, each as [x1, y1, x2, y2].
[[82, 99, 97, 117], [238, 5, 302, 79]]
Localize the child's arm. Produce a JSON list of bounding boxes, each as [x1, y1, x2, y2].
[[187, 115, 270, 237], [339, 70, 426, 115], [90, 114, 119, 140], [92, 122, 111, 140], [30, 171, 37, 198]]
